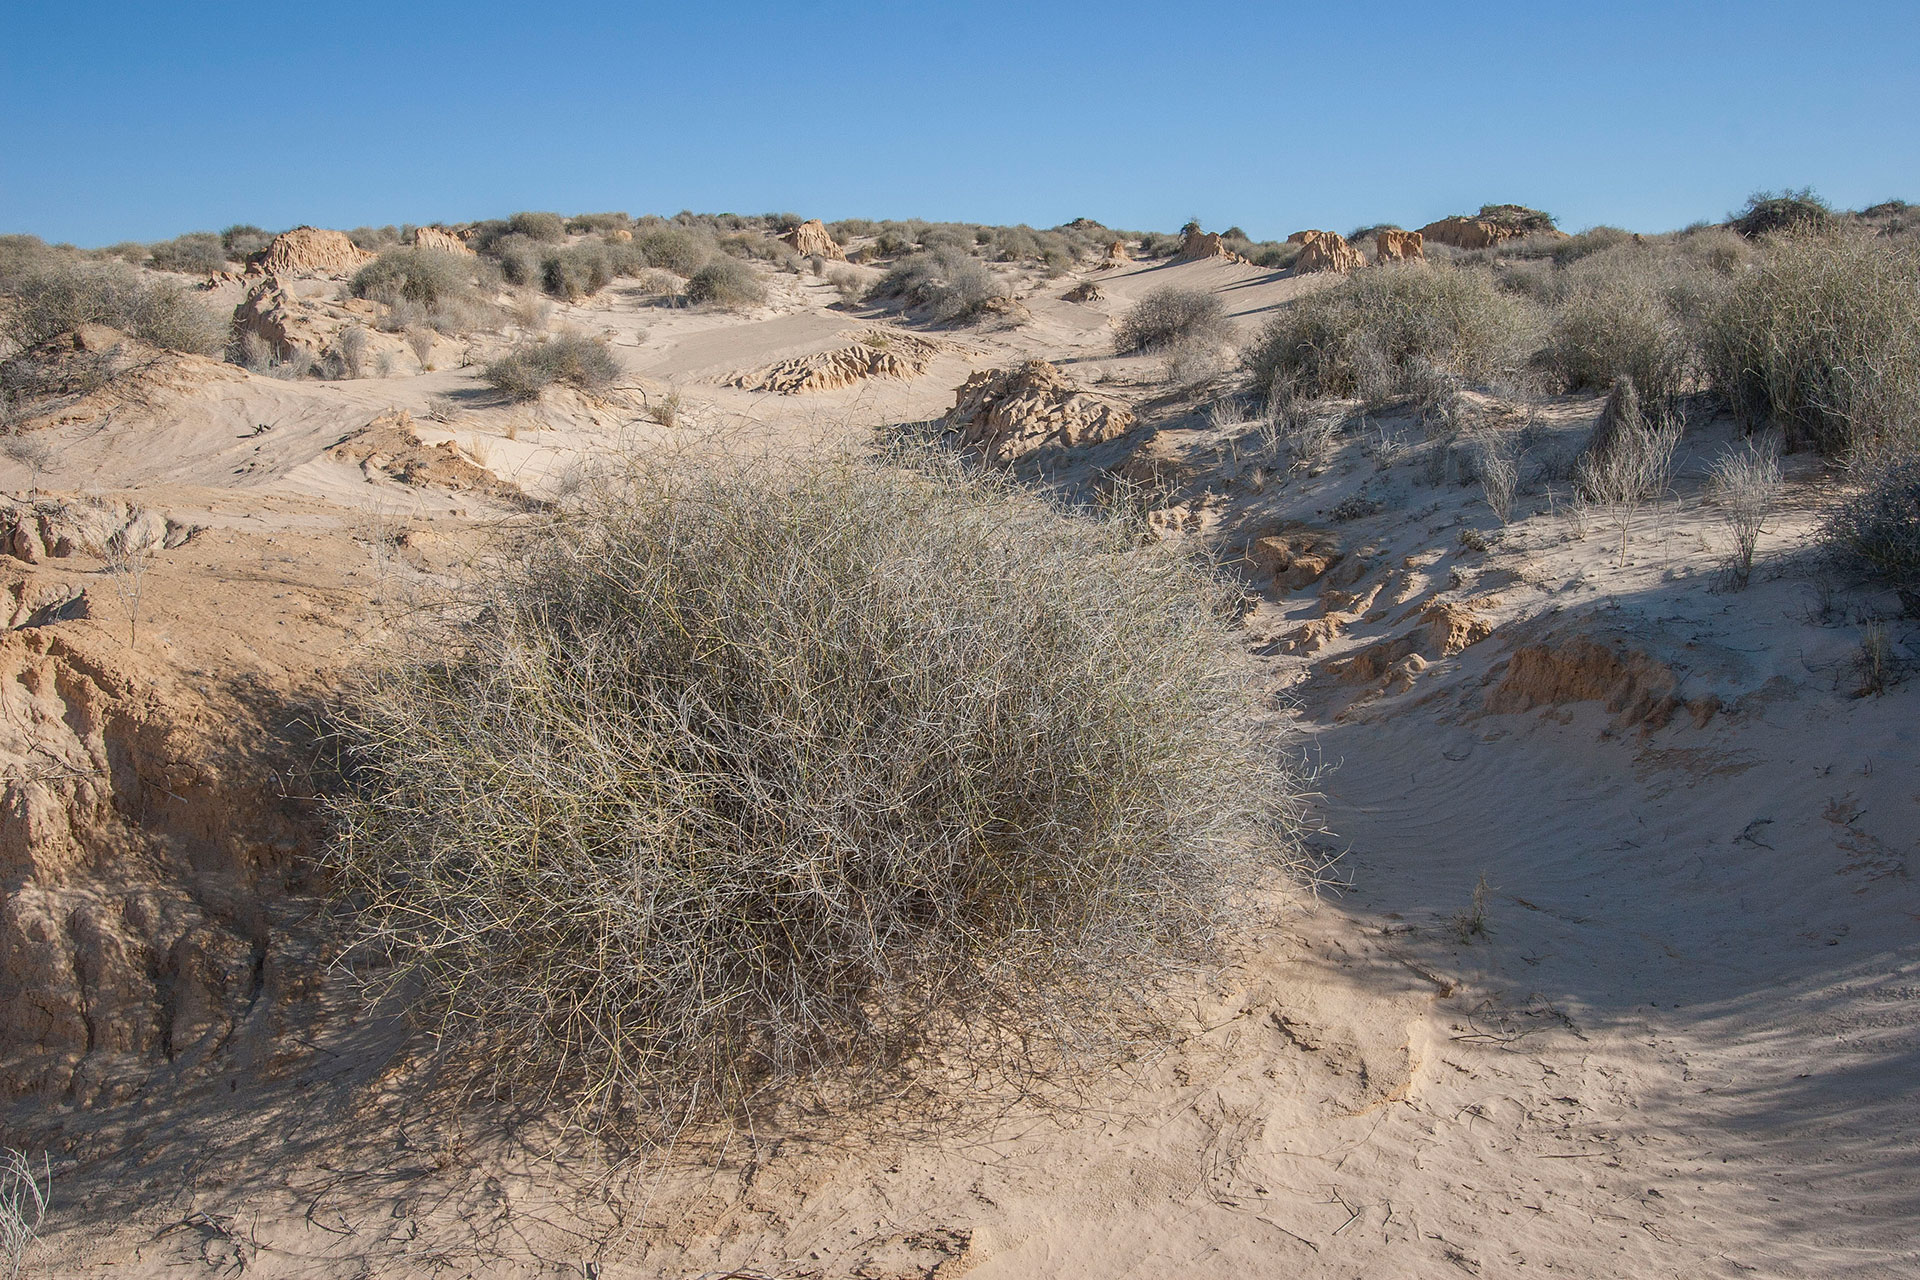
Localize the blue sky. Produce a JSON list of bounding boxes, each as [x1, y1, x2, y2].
[[4, 0, 1915, 246]]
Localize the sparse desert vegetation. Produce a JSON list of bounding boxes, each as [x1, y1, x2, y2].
[[683, 256, 767, 309], [5, 178, 1920, 1279], [481, 331, 619, 399], [0, 257, 225, 354], [1246, 260, 1539, 404], [1707, 227, 1920, 456], [868, 247, 1005, 323]]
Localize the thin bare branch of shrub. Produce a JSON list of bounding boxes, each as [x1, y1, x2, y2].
[[1473, 435, 1520, 524], [0, 1148, 48, 1280], [1707, 434, 1782, 587], [1577, 377, 1681, 560]]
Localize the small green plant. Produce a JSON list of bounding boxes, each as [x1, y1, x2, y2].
[[1730, 188, 1833, 239], [1449, 874, 1494, 944]]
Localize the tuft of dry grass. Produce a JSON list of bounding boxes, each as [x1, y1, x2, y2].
[[1707, 434, 1782, 587], [326, 448, 1308, 1135], [1473, 435, 1520, 524], [1578, 377, 1681, 560]]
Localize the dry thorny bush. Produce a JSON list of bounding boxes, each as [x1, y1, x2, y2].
[[326, 446, 1311, 1138]]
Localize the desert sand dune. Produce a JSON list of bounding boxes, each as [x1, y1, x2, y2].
[[2, 218, 1915, 1279]]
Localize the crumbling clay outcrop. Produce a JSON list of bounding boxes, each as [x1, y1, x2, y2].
[[1062, 280, 1104, 303], [943, 360, 1135, 464], [1375, 229, 1425, 262], [1293, 230, 1365, 275], [327, 410, 532, 505], [1416, 211, 1566, 251], [1485, 635, 1715, 730], [247, 226, 376, 277], [231, 277, 402, 368], [1325, 603, 1495, 694], [1104, 239, 1131, 265], [409, 226, 474, 256], [1249, 526, 1344, 590], [780, 219, 848, 262], [729, 329, 941, 394], [1174, 228, 1246, 264], [0, 628, 316, 1101], [0, 495, 197, 564]]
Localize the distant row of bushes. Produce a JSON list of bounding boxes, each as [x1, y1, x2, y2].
[[1237, 225, 1918, 460], [0, 255, 225, 356]]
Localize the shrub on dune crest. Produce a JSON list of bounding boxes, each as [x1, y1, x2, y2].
[[145, 232, 226, 275], [684, 257, 767, 309], [350, 247, 477, 309], [1114, 286, 1233, 355], [1246, 262, 1539, 404], [327, 452, 1305, 1131], [481, 332, 618, 400], [868, 248, 1003, 324], [1706, 228, 1920, 456], [2, 261, 225, 354]]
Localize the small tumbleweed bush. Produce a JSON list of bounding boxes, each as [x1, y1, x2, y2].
[[327, 451, 1306, 1133]]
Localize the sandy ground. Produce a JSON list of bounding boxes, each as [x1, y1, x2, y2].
[[3, 245, 1916, 1278]]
